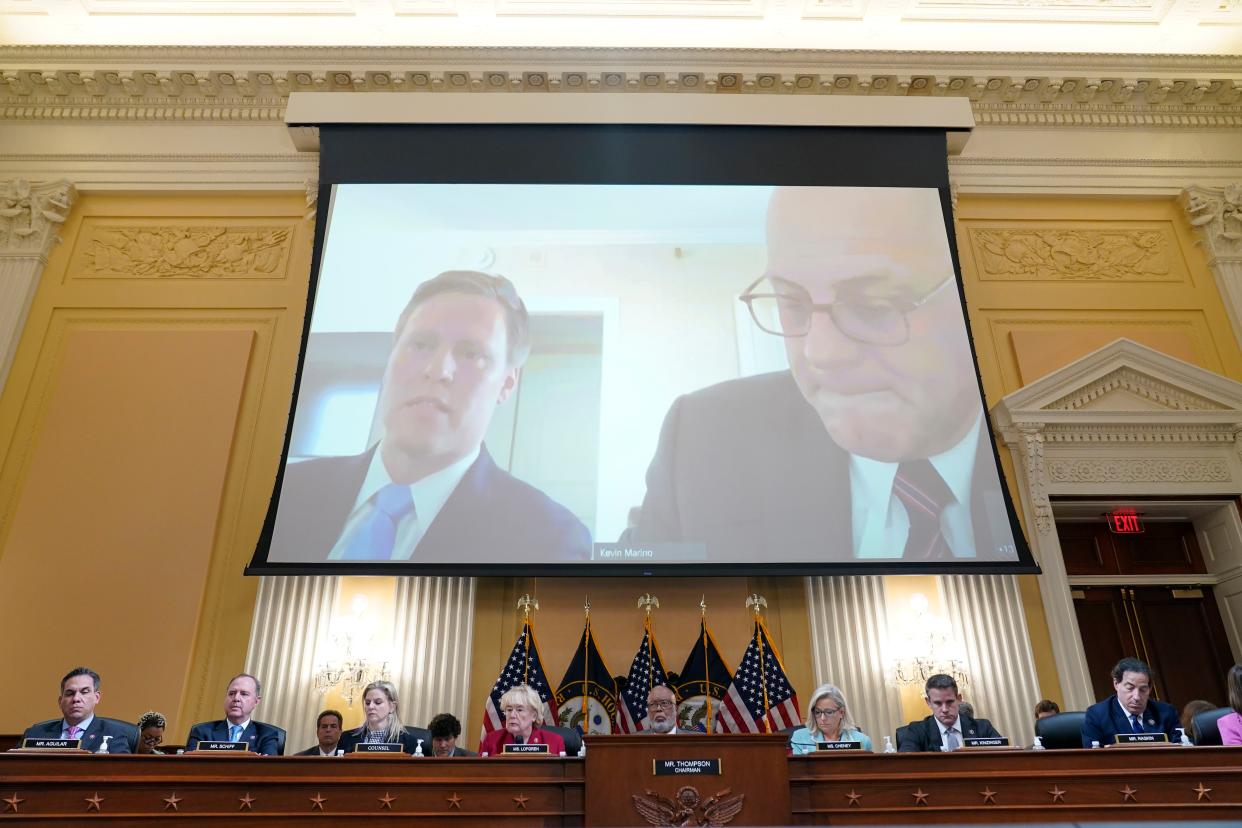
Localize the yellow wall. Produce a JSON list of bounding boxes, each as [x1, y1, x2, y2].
[[0, 192, 313, 738]]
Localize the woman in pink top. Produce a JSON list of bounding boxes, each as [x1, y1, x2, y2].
[[1220, 664, 1242, 746]]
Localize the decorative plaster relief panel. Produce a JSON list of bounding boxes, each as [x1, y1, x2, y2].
[[71, 223, 294, 279], [968, 227, 1175, 281], [1045, 456, 1231, 483]]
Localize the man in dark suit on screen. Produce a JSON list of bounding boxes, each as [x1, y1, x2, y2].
[[1081, 657, 1180, 747], [185, 673, 284, 755], [628, 187, 1015, 562], [269, 270, 591, 564], [897, 673, 1002, 752], [23, 667, 134, 753]]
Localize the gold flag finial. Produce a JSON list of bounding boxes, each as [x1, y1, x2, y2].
[[746, 593, 768, 619], [516, 594, 539, 621], [584, 596, 591, 618], [637, 593, 660, 617], [700, 595, 707, 617]]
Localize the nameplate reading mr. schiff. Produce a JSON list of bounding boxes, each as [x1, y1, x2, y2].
[[1114, 733, 1169, 746], [352, 743, 405, 754], [193, 741, 250, 752], [653, 758, 722, 775], [21, 738, 82, 750], [962, 737, 1011, 748], [502, 743, 550, 754]]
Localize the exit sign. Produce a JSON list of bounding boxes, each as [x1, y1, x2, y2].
[[1108, 509, 1144, 534]]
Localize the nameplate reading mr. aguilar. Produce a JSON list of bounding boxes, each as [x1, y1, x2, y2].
[[1114, 733, 1169, 745], [194, 741, 250, 752], [21, 738, 81, 750], [352, 743, 404, 754], [962, 737, 1011, 748], [502, 743, 550, 754], [653, 759, 721, 776]]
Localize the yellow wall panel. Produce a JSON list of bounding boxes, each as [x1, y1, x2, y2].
[[0, 192, 313, 739]]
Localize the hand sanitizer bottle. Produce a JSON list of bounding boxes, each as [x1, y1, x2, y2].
[[577, 740, 586, 758], [1177, 728, 1191, 746], [1032, 735, 1045, 750], [882, 735, 896, 754], [98, 735, 111, 754], [1090, 740, 1100, 749], [414, 739, 424, 757]]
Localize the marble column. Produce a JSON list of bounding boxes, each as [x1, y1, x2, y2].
[[0, 179, 76, 394], [1183, 186, 1242, 351]]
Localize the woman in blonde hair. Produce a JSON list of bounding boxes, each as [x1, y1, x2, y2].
[[788, 683, 873, 754], [336, 681, 427, 755], [479, 684, 565, 756]]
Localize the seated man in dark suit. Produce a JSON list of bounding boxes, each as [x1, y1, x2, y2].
[[23, 667, 132, 753], [185, 673, 284, 755], [647, 685, 698, 735], [628, 187, 1020, 563], [268, 270, 591, 565], [428, 712, 475, 757], [1081, 657, 1180, 747], [897, 674, 1002, 752], [295, 709, 343, 756]]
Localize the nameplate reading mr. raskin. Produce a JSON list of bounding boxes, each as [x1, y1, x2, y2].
[[352, 743, 404, 754], [21, 738, 81, 750], [1114, 733, 1169, 745], [815, 741, 863, 751], [963, 737, 1010, 748], [653, 759, 721, 776], [502, 743, 550, 754], [194, 741, 250, 752]]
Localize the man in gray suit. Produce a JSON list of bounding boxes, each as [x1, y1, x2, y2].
[[23, 667, 133, 753]]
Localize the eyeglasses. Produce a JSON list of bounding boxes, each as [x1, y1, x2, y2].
[[647, 700, 676, 710], [738, 275, 954, 346], [501, 706, 533, 716], [811, 706, 842, 719]]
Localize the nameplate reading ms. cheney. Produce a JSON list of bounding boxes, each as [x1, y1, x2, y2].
[[653, 759, 722, 775], [21, 738, 81, 750], [502, 743, 550, 754], [815, 741, 863, 751]]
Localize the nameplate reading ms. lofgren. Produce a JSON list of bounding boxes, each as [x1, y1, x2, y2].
[[21, 738, 81, 750], [503, 743, 550, 754], [653, 758, 722, 775], [193, 741, 250, 752], [1114, 733, 1169, 745], [352, 743, 405, 754]]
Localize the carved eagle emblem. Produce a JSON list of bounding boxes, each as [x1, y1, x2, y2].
[[631, 785, 745, 827]]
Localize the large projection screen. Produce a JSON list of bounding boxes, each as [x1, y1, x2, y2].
[[249, 122, 1035, 576]]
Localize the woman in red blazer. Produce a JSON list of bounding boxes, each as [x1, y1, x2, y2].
[[479, 685, 565, 756]]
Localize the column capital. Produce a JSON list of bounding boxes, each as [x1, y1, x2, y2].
[[1182, 185, 1242, 264], [0, 179, 77, 261]]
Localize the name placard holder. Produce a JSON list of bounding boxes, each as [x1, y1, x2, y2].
[[190, 742, 253, 754], [1112, 733, 1170, 746], [962, 737, 1013, 749], [814, 741, 863, 752], [653, 758, 722, 775], [350, 743, 406, 756], [16, 739, 86, 753], [502, 743, 550, 755]]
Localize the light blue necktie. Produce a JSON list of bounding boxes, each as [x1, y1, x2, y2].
[[229, 724, 243, 742], [342, 484, 415, 560]]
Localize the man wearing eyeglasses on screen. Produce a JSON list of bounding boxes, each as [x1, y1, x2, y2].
[[270, 270, 591, 564], [628, 186, 1014, 562]]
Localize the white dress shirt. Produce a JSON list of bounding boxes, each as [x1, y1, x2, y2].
[[328, 445, 480, 561], [850, 413, 982, 559]]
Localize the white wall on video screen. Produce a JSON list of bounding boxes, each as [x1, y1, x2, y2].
[[300, 184, 774, 542]]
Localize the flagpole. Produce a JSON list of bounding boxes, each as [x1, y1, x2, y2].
[[517, 594, 538, 686], [701, 597, 713, 735], [638, 593, 659, 690], [582, 597, 591, 729], [747, 594, 770, 734]]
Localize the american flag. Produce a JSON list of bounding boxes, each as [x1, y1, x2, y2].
[[615, 621, 670, 733], [479, 620, 557, 743], [715, 619, 801, 734]]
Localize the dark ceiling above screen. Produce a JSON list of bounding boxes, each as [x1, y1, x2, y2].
[[248, 121, 1036, 577]]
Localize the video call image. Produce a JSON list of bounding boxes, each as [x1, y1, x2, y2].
[[265, 183, 1023, 568]]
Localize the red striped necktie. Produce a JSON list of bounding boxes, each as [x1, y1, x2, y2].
[[892, 459, 955, 560]]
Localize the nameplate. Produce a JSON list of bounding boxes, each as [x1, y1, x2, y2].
[[1114, 733, 1169, 746], [962, 737, 1011, 748], [653, 758, 721, 775], [21, 739, 82, 750], [352, 743, 405, 755], [193, 741, 250, 752], [815, 741, 863, 751], [502, 743, 550, 754]]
